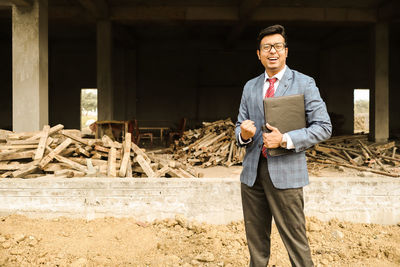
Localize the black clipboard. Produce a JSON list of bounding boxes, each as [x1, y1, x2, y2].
[[263, 94, 306, 156]]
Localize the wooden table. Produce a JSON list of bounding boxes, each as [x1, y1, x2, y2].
[[139, 127, 169, 142]]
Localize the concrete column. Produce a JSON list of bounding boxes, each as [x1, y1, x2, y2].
[[12, 0, 48, 132], [97, 20, 113, 121], [374, 22, 389, 142]]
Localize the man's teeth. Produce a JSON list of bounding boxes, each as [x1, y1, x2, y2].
[[269, 58, 278, 60]]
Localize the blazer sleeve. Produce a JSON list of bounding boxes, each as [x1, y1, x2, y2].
[[235, 82, 253, 147], [287, 78, 332, 152]]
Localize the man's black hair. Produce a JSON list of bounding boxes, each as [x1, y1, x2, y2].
[[257, 25, 288, 49]]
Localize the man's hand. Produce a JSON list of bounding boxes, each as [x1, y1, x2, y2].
[[262, 123, 283, 148], [240, 120, 256, 140]]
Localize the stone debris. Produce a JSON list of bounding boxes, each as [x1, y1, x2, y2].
[[0, 125, 202, 178]]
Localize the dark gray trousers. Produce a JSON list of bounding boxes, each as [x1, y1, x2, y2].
[[241, 155, 314, 267]]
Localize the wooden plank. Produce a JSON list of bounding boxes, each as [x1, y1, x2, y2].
[[125, 157, 133, 178], [38, 138, 72, 169], [135, 154, 155, 177], [54, 169, 85, 178], [12, 161, 39, 178], [94, 145, 110, 153], [131, 142, 151, 163], [0, 164, 21, 171], [154, 165, 170, 177], [0, 150, 36, 161], [106, 146, 117, 177], [7, 139, 40, 145], [0, 171, 13, 178], [119, 133, 132, 177], [0, 144, 38, 150], [69, 157, 110, 166], [178, 167, 195, 178], [27, 124, 64, 141], [42, 163, 71, 172], [6, 131, 40, 141], [34, 125, 50, 161], [61, 130, 89, 146], [54, 154, 88, 173], [75, 144, 91, 157]]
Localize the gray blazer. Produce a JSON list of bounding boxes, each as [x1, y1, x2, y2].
[[235, 66, 332, 189]]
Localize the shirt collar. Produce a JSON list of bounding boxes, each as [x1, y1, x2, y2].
[[264, 65, 287, 82]]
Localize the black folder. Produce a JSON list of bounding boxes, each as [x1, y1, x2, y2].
[[263, 94, 306, 156]]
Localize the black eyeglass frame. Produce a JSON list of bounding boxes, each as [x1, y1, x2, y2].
[[260, 42, 286, 52]]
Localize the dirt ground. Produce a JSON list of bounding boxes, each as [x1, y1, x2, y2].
[[1, 163, 399, 267], [0, 214, 399, 267]]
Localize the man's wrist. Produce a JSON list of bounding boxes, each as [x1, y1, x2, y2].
[[240, 133, 250, 142], [280, 134, 287, 148]]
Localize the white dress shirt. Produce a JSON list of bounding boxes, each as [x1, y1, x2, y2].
[[239, 65, 295, 149]]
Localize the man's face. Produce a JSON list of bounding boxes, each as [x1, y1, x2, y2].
[[257, 33, 288, 76]]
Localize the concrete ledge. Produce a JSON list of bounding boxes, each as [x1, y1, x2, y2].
[[0, 177, 399, 225]]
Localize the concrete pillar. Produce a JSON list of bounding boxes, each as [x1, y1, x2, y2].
[[12, 0, 48, 132], [97, 20, 113, 121], [374, 22, 389, 142]]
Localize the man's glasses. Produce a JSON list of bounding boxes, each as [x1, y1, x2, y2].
[[260, 42, 286, 52]]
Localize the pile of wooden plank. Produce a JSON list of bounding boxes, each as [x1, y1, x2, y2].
[[307, 134, 400, 177], [0, 125, 201, 179], [172, 118, 245, 167]]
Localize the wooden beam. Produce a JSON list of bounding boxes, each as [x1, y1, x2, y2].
[[77, 0, 108, 19]]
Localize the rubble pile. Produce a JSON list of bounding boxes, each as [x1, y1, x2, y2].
[[172, 118, 245, 168], [307, 134, 400, 177], [0, 125, 201, 179]]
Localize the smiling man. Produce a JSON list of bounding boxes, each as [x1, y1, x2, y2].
[[235, 25, 332, 266]]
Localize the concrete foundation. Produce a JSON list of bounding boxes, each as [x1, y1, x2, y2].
[[0, 177, 399, 225]]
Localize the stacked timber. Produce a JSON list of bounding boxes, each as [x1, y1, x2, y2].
[[0, 125, 200, 179], [307, 134, 400, 177], [172, 118, 245, 167]]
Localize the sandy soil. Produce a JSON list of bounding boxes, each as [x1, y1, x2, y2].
[[0, 214, 399, 267]]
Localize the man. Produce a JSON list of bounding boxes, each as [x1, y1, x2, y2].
[[235, 25, 332, 267]]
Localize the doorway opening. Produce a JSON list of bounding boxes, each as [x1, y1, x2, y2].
[[81, 89, 98, 135], [354, 89, 369, 134]]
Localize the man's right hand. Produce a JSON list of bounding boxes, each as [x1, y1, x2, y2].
[[240, 120, 256, 141]]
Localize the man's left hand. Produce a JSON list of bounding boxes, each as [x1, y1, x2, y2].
[[262, 123, 282, 148]]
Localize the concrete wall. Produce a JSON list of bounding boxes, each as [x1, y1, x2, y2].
[[0, 177, 399, 225]]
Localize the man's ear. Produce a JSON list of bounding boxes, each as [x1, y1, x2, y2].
[[285, 47, 288, 58], [257, 50, 261, 60]]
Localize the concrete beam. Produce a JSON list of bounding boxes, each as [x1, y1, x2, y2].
[[373, 22, 389, 143], [12, 0, 48, 132], [0, 0, 32, 6], [77, 0, 108, 19], [97, 20, 113, 121], [107, 6, 376, 23], [226, 0, 263, 46], [378, 0, 400, 21]]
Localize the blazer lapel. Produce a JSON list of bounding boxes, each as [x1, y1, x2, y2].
[[274, 66, 293, 97], [255, 73, 265, 115]]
